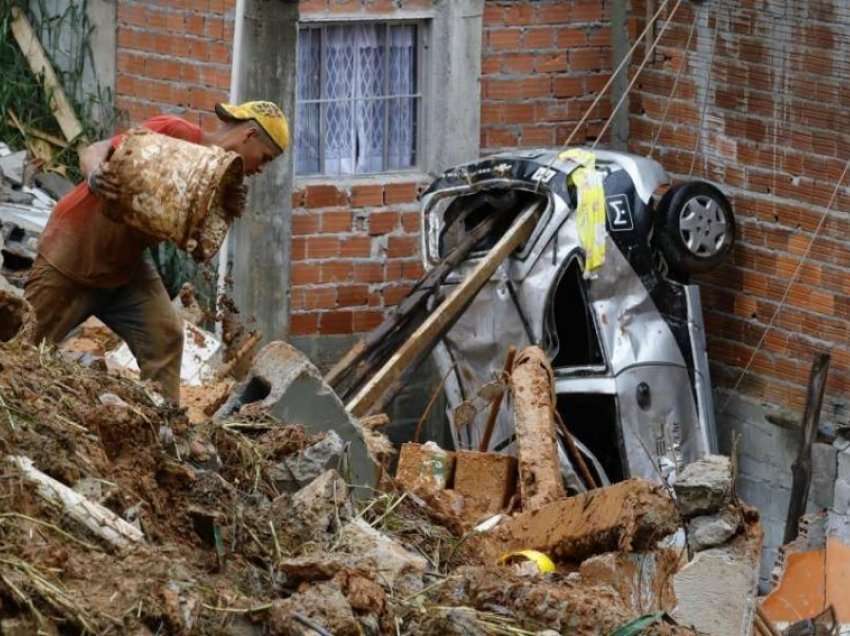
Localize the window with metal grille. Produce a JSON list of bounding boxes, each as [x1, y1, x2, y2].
[[296, 22, 421, 177]]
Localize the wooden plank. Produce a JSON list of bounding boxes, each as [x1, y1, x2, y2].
[[346, 203, 540, 417], [10, 7, 87, 144], [784, 352, 830, 543]]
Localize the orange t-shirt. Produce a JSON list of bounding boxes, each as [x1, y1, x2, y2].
[[38, 115, 203, 288]]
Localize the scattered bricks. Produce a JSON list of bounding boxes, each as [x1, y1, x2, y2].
[[396, 442, 455, 495], [305, 184, 348, 208], [350, 184, 384, 207], [453, 451, 517, 522], [674, 455, 733, 518], [384, 182, 418, 204], [483, 479, 680, 564], [511, 347, 565, 511], [687, 506, 742, 552]]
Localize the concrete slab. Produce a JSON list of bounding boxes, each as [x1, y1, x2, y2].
[[672, 540, 761, 636], [482, 479, 680, 563], [216, 342, 376, 491]]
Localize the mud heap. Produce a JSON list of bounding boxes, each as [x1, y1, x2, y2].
[[0, 312, 759, 635]]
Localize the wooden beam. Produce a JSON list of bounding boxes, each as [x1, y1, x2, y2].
[[784, 352, 831, 544], [346, 203, 540, 417], [8, 455, 145, 549], [10, 7, 87, 145]]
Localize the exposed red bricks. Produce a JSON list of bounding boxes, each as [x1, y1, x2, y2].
[[115, 1, 235, 131], [480, 0, 614, 153], [628, 0, 850, 412]]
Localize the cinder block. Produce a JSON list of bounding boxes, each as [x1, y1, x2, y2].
[[833, 478, 850, 516], [395, 442, 455, 495], [453, 450, 517, 521]]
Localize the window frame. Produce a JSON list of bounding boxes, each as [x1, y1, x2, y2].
[[294, 17, 431, 179]]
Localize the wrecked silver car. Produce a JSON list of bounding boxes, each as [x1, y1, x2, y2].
[[421, 149, 735, 490]]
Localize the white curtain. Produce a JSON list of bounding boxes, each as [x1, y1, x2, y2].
[[296, 24, 417, 176]]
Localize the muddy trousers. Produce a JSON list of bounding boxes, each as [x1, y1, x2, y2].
[[24, 257, 183, 403]]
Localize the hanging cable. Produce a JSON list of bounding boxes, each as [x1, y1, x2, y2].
[[592, 0, 686, 150], [648, 13, 697, 158], [720, 158, 850, 413]]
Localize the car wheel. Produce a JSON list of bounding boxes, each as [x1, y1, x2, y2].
[[656, 182, 735, 277]]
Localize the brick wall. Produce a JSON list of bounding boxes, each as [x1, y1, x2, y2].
[[481, 0, 614, 153], [628, 1, 850, 418], [289, 179, 427, 335], [115, 1, 235, 132], [288, 0, 435, 336]]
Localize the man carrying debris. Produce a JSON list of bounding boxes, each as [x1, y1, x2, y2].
[[24, 101, 289, 404]]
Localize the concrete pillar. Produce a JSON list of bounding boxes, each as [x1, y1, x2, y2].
[[228, 0, 298, 342], [424, 0, 484, 172], [609, 0, 630, 150]]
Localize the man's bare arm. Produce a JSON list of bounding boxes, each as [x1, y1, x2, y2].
[[79, 139, 120, 201], [78, 139, 111, 178]]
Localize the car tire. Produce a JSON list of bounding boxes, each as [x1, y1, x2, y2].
[[655, 181, 735, 277]]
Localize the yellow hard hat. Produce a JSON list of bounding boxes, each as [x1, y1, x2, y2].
[[498, 550, 557, 573], [215, 100, 290, 153]]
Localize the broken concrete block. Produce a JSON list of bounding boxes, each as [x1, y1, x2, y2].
[[837, 446, 850, 483], [674, 454, 733, 517], [216, 342, 376, 491], [453, 450, 517, 523], [396, 442, 455, 495], [687, 506, 742, 552], [483, 479, 680, 563], [671, 537, 761, 636], [270, 430, 345, 492], [269, 580, 360, 636], [511, 346, 566, 511], [272, 469, 352, 546], [579, 550, 679, 613], [833, 478, 850, 515], [809, 442, 838, 511], [0, 151, 26, 186], [337, 517, 427, 593], [419, 607, 489, 636]]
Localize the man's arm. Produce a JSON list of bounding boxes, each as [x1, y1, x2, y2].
[[79, 139, 120, 200]]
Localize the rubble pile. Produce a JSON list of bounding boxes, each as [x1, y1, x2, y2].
[[0, 142, 63, 287], [0, 294, 769, 635]]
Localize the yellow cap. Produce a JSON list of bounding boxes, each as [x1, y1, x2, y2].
[[215, 101, 290, 153], [498, 550, 557, 574]]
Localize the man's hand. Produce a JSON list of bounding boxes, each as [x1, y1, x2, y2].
[[87, 163, 121, 201]]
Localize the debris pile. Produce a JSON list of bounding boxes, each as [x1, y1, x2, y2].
[[0, 295, 768, 635], [0, 142, 65, 286]]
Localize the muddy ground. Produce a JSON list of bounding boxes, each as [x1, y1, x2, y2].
[[0, 334, 698, 635]]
